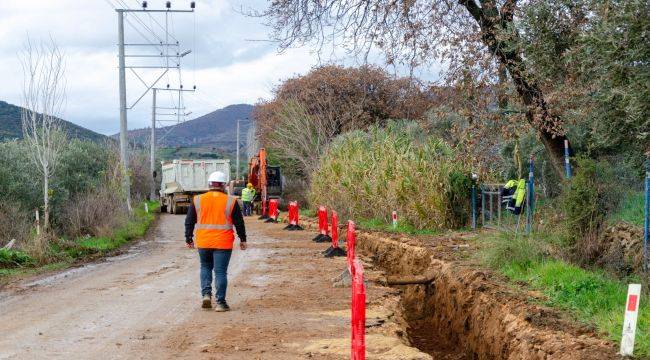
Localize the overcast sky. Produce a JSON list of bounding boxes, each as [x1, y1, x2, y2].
[[0, 0, 439, 135]]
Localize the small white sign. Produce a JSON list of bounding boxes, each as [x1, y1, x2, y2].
[[144, 203, 149, 214], [620, 284, 642, 356]]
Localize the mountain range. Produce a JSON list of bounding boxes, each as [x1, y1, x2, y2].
[[117, 104, 254, 151], [0, 100, 254, 156], [0, 101, 108, 142]]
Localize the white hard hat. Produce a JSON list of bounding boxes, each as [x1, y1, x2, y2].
[[208, 171, 227, 184]]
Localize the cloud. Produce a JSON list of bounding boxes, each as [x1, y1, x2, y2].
[[0, 0, 442, 136]]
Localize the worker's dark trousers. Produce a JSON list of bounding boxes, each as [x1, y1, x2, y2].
[[198, 248, 232, 303], [243, 201, 252, 216]]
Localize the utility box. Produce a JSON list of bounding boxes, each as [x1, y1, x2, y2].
[[159, 159, 231, 214]]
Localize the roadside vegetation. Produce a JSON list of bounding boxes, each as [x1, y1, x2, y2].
[[253, 0, 648, 355], [478, 231, 649, 356], [0, 137, 155, 281], [310, 121, 471, 231], [0, 201, 157, 282]]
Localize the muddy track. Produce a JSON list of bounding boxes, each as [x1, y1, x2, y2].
[[0, 214, 431, 359]]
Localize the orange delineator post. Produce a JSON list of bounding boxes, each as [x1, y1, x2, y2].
[[265, 199, 279, 223], [346, 220, 356, 272], [284, 201, 304, 231], [331, 211, 339, 248], [322, 210, 346, 257], [351, 257, 365, 359], [313, 206, 331, 242]]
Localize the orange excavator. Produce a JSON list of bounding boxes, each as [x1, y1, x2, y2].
[[231, 148, 283, 216]]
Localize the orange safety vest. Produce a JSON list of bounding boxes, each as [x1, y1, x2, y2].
[[193, 191, 237, 249]]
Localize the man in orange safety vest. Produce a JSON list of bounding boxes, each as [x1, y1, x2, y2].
[[185, 171, 247, 312]]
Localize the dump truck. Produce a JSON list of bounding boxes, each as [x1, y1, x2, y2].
[[159, 159, 231, 214]]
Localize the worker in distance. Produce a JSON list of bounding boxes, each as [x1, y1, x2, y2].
[[241, 182, 256, 216], [185, 171, 247, 312]]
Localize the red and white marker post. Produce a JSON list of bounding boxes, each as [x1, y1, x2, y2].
[[620, 283, 642, 356], [392, 211, 398, 229]]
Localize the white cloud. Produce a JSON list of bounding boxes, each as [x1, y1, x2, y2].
[[0, 0, 441, 136]]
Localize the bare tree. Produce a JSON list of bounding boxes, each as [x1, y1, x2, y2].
[[20, 37, 67, 230], [261, 99, 341, 178], [260, 0, 571, 177]]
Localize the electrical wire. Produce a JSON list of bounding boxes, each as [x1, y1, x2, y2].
[[105, 0, 193, 129]]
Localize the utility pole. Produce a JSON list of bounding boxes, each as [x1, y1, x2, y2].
[[117, 9, 131, 211], [236, 119, 240, 180], [114, 2, 195, 211], [150, 88, 157, 201]]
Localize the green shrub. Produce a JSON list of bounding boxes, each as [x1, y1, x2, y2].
[[0, 249, 34, 268], [447, 171, 472, 228], [561, 157, 615, 243], [310, 121, 471, 231]]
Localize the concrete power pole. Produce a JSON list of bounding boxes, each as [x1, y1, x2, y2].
[[113, 4, 195, 211], [236, 119, 240, 181], [117, 9, 132, 211], [150, 88, 157, 201]]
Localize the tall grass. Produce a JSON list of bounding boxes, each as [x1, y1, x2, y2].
[[609, 191, 645, 227], [310, 121, 471, 230], [478, 232, 649, 357]]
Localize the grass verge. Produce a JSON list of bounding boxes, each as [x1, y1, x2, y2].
[[0, 201, 159, 284], [608, 191, 645, 227], [299, 208, 317, 218], [478, 232, 649, 357], [358, 218, 440, 236], [64, 201, 159, 258]]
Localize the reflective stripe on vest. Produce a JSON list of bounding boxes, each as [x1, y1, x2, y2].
[[193, 192, 236, 249], [195, 224, 233, 230]]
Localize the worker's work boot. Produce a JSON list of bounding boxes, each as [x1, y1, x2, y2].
[[214, 301, 230, 312], [201, 295, 212, 309]]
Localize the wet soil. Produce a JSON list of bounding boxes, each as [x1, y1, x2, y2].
[[0, 214, 428, 359]]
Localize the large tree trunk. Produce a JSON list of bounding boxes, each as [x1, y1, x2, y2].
[[460, 0, 568, 178]]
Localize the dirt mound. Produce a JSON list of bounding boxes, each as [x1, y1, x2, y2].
[[594, 222, 645, 275]]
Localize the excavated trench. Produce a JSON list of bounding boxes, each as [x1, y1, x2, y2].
[[354, 231, 619, 360]]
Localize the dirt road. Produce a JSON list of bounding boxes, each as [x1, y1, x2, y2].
[[0, 214, 427, 360]]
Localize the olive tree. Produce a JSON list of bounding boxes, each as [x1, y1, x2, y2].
[[260, 0, 572, 177]]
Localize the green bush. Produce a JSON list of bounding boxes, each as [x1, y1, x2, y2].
[[310, 121, 471, 230], [447, 171, 472, 228], [0, 249, 34, 268], [561, 157, 615, 243]]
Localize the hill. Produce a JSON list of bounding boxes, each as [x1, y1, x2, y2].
[[0, 101, 108, 142], [121, 104, 254, 151]]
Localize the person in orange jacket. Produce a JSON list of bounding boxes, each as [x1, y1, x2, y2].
[[185, 171, 247, 312]]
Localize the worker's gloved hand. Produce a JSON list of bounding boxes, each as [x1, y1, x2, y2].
[[185, 238, 194, 249]]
